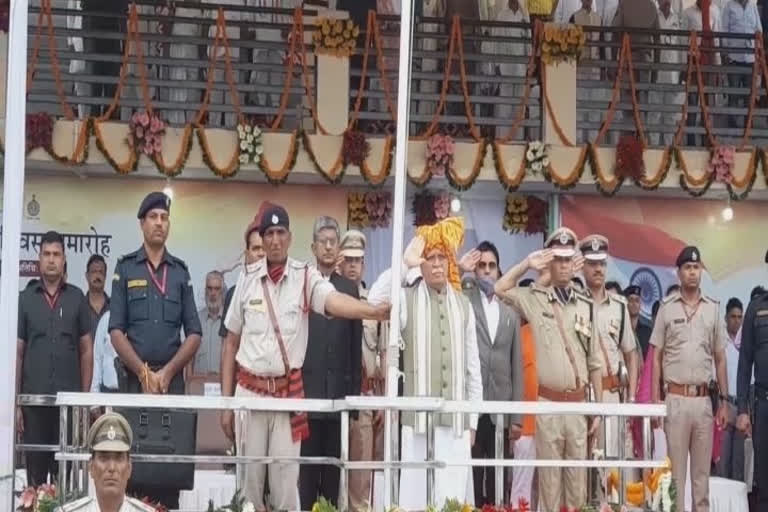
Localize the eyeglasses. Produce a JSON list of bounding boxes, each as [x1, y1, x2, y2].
[[316, 238, 338, 248]]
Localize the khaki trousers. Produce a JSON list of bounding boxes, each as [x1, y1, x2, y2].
[[235, 385, 301, 511], [664, 395, 713, 512], [348, 410, 384, 512], [535, 410, 587, 511]]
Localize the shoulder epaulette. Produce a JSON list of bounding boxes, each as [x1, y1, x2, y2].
[[126, 496, 158, 511], [574, 290, 593, 304], [661, 292, 679, 305], [609, 292, 627, 305], [58, 497, 92, 511], [168, 253, 189, 271], [704, 294, 720, 304]]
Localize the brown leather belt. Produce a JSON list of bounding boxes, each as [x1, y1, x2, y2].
[[539, 385, 586, 402], [237, 367, 299, 397], [602, 375, 621, 392], [666, 382, 709, 397]]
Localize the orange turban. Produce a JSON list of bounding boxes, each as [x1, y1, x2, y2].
[[416, 216, 465, 290]]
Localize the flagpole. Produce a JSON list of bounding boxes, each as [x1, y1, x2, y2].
[[384, 0, 414, 507], [0, 0, 30, 508]]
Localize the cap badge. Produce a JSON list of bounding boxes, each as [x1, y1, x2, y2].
[[591, 239, 600, 252], [559, 232, 569, 245], [107, 425, 116, 441], [692, 251, 698, 261], [271, 214, 279, 225]]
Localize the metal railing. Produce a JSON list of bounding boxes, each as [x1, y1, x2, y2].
[[16, 392, 667, 511]]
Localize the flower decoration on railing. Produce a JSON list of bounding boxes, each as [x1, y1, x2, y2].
[[614, 135, 645, 180], [648, 458, 677, 512], [524, 140, 550, 176], [440, 498, 474, 512], [348, 191, 370, 228], [236, 122, 264, 166], [342, 130, 371, 167], [206, 489, 255, 512], [128, 111, 165, 158], [541, 24, 586, 65], [17, 484, 59, 512], [26, 112, 54, 155], [708, 145, 735, 184], [413, 190, 439, 226], [503, 194, 547, 235], [479, 498, 531, 511], [313, 17, 359, 57], [365, 190, 393, 228], [426, 133, 456, 178], [433, 191, 451, 220], [311, 497, 337, 512]]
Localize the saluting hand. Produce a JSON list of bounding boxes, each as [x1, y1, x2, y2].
[[526, 249, 554, 272], [572, 251, 585, 274], [458, 249, 481, 273], [404, 236, 426, 269]]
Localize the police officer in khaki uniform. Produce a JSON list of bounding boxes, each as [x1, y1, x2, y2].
[[338, 230, 388, 512], [58, 413, 156, 511], [651, 246, 729, 512], [579, 235, 639, 491], [219, 205, 390, 512], [495, 227, 604, 511]]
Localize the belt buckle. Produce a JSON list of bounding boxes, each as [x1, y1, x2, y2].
[[687, 385, 698, 397], [267, 377, 276, 394]]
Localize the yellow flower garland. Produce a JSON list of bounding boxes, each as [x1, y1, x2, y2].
[[313, 17, 359, 58]]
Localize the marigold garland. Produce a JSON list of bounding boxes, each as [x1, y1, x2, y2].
[[360, 135, 394, 186], [196, 126, 240, 178], [492, 142, 526, 191], [313, 17, 359, 58], [152, 123, 194, 178], [542, 146, 590, 190], [93, 120, 138, 174], [301, 131, 345, 184], [258, 130, 299, 185]]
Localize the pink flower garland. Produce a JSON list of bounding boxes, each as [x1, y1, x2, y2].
[[128, 111, 166, 158], [364, 190, 392, 228], [708, 145, 735, 184], [426, 133, 455, 178], [433, 191, 451, 220]]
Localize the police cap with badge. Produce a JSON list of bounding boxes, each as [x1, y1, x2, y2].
[[259, 205, 290, 235], [88, 412, 133, 452], [676, 245, 702, 267], [623, 285, 642, 299], [137, 191, 171, 219], [339, 230, 367, 258], [579, 234, 609, 261], [544, 227, 578, 258]]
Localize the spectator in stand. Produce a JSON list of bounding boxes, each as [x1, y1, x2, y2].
[[85, 255, 109, 340], [722, 0, 763, 130], [554, 0, 594, 23], [649, 0, 685, 147], [570, 0, 603, 143], [682, 0, 723, 146]]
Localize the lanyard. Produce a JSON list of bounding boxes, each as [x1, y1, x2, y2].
[[145, 261, 168, 296], [43, 289, 60, 310]]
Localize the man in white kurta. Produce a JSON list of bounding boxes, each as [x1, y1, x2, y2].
[[649, 0, 684, 146], [368, 217, 483, 509]]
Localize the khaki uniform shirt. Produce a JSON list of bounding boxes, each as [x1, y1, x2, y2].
[[58, 496, 155, 511], [650, 292, 727, 385], [224, 258, 335, 376], [498, 284, 601, 391], [592, 292, 637, 377]]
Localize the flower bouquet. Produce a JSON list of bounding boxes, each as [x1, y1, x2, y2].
[[524, 141, 550, 176], [236, 122, 264, 166], [348, 191, 370, 228], [426, 134, 456, 178], [128, 111, 166, 158], [365, 190, 393, 228], [26, 112, 54, 154], [542, 24, 586, 65], [708, 145, 735, 184], [342, 130, 371, 167], [206, 489, 255, 512], [313, 18, 359, 57], [614, 135, 645, 180], [17, 484, 59, 512]]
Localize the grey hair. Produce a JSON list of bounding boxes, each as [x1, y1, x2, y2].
[[205, 270, 226, 292], [312, 216, 340, 241]]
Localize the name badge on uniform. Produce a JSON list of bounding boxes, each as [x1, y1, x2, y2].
[[127, 279, 148, 289], [542, 311, 554, 319], [247, 298, 266, 312], [673, 318, 686, 325], [575, 314, 591, 338]]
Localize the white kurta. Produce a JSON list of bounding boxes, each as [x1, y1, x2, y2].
[[648, 10, 685, 146], [368, 268, 483, 509], [553, 0, 595, 23]]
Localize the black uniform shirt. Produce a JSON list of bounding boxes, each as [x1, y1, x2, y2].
[[18, 281, 91, 394], [109, 246, 202, 364]]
